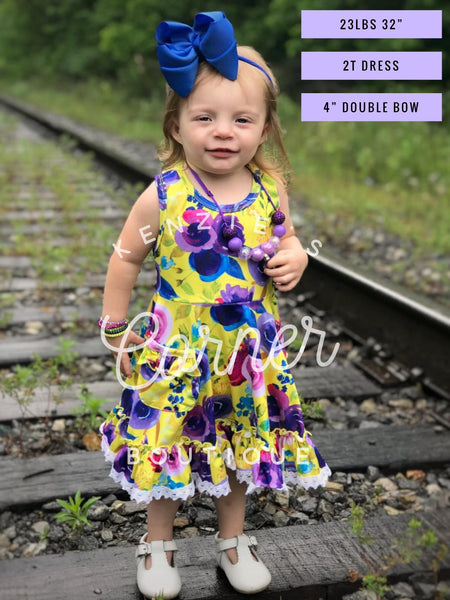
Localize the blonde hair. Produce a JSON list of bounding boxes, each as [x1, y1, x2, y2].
[[158, 45, 292, 187]]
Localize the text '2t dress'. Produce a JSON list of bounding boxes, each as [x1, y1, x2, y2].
[[100, 162, 331, 502]]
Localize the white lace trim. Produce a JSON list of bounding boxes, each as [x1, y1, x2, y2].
[[234, 465, 332, 495], [191, 473, 232, 498], [100, 424, 332, 503]]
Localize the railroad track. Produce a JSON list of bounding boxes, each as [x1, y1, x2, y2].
[[0, 96, 449, 600], [1, 92, 448, 394]]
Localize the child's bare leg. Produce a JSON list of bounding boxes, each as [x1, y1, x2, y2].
[[213, 469, 255, 564], [145, 497, 181, 568]]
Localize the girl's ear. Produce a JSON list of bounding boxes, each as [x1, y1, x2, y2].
[[171, 119, 182, 144], [259, 121, 271, 145]]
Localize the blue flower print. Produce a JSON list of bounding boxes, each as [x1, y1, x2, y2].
[[210, 285, 257, 331], [189, 249, 227, 282], [161, 256, 175, 270]]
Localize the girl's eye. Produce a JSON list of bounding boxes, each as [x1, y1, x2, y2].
[[236, 117, 249, 124], [197, 116, 211, 121]]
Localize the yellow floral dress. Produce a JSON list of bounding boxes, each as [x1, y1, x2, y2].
[[100, 162, 331, 502]]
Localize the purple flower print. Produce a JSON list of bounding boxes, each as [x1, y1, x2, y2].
[[284, 405, 305, 437], [252, 449, 283, 488], [156, 169, 180, 208], [313, 444, 327, 468], [163, 170, 181, 186], [196, 450, 214, 483], [183, 442, 213, 483], [267, 395, 281, 426], [267, 385, 305, 436], [212, 395, 233, 419], [267, 384, 289, 412], [118, 418, 137, 440], [129, 396, 161, 430], [182, 405, 208, 440], [221, 283, 254, 303], [187, 443, 201, 472], [213, 214, 245, 255], [113, 446, 135, 482], [248, 257, 269, 287], [119, 388, 133, 416], [203, 396, 217, 437], [175, 208, 216, 253], [101, 421, 116, 445], [257, 312, 281, 355]]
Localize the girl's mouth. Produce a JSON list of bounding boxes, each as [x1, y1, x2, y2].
[[207, 148, 237, 157]]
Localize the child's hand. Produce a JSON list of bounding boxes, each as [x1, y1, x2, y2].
[[107, 331, 146, 378], [264, 246, 308, 292]]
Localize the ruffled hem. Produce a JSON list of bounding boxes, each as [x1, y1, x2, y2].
[[100, 429, 331, 503], [236, 465, 332, 495]]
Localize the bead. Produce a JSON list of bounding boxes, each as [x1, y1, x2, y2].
[[271, 210, 286, 225], [250, 247, 265, 262], [98, 318, 128, 329], [269, 236, 281, 249], [238, 245, 252, 260], [273, 224, 286, 238], [228, 237, 243, 252], [260, 241, 274, 256], [103, 326, 129, 338], [222, 224, 237, 240]]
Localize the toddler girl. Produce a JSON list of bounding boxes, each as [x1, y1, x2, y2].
[[99, 11, 331, 599]]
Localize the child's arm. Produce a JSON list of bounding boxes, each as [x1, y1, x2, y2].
[[264, 185, 308, 292], [101, 181, 160, 376]]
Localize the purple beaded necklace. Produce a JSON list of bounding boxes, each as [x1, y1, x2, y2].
[[188, 165, 286, 262]]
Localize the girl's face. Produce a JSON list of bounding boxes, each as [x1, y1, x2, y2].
[[171, 75, 269, 179]]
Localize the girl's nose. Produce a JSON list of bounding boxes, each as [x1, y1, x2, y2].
[[214, 119, 233, 138]]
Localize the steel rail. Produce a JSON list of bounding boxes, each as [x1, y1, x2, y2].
[[1, 93, 448, 391]]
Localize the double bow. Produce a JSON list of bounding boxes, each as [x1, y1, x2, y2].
[[156, 11, 238, 98]]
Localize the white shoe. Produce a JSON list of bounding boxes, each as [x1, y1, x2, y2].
[[136, 533, 181, 599], [215, 532, 272, 594]]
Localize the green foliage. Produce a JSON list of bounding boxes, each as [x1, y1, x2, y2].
[[302, 399, 326, 423], [361, 573, 389, 597], [1, 0, 447, 93], [55, 490, 101, 532], [350, 503, 374, 546], [349, 505, 449, 599], [73, 385, 109, 431], [0, 338, 78, 418]]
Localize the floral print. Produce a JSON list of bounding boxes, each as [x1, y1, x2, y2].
[[100, 162, 330, 502]]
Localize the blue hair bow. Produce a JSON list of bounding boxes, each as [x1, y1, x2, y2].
[[156, 11, 238, 98]]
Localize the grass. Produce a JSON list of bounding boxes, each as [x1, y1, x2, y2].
[[0, 77, 163, 143], [1, 76, 449, 257], [0, 113, 143, 287]]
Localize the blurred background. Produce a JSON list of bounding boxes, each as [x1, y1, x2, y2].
[[0, 0, 448, 306]]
